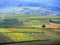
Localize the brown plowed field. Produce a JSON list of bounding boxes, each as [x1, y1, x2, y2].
[[46, 24, 60, 29]]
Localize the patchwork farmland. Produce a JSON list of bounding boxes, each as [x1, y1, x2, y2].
[[0, 14, 60, 45]]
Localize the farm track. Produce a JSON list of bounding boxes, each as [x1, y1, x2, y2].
[[4, 28, 19, 33], [4, 28, 41, 33]]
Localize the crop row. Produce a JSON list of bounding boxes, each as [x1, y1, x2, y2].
[[3, 33, 35, 42]]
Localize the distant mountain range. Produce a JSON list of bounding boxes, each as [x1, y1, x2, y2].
[[14, 1, 60, 12], [0, 1, 60, 16]]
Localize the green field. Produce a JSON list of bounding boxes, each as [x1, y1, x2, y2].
[[0, 14, 60, 43]]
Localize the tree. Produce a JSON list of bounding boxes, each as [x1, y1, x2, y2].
[[42, 24, 46, 28], [49, 20, 52, 22]]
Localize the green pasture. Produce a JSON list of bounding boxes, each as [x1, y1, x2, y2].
[[0, 14, 60, 42]]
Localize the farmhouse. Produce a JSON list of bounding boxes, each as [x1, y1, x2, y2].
[[45, 20, 60, 29]]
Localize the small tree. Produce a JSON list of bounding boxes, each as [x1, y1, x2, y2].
[[42, 24, 46, 28], [49, 20, 52, 22]]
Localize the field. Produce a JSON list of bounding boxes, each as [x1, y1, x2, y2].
[[0, 14, 60, 45]]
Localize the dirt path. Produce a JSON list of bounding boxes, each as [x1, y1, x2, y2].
[[5, 28, 18, 32]]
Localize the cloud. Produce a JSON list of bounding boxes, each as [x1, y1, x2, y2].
[[0, 0, 60, 11]]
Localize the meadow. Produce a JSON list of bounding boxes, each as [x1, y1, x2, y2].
[[0, 14, 60, 43]]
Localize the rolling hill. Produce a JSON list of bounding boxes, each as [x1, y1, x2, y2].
[[0, 1, 60, 16]]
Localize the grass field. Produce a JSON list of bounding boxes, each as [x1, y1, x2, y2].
[[0, 14, 60, 43]]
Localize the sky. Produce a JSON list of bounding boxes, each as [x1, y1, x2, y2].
[[0, 0, 60, 8]]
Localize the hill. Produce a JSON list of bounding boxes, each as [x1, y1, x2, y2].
[[0, 1, 60, 16]]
